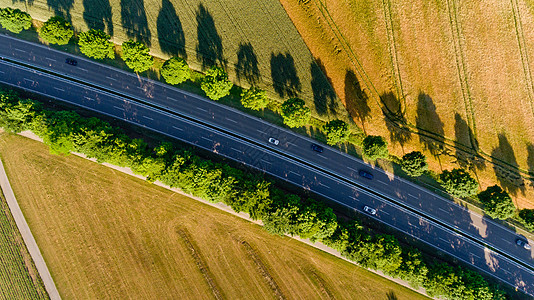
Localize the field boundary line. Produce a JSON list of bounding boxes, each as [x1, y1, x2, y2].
[[509, 0, 534, 117], [445, 0, 478, 149], [0, 157, 60, 300]]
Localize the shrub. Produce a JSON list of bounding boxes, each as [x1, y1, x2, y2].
[[121, 40, 154, 72], [280, 98, 311, 128], [160, 57, 190, 85], [0, 7, 32, 33], [439, 168, 479, 198], [200, 66, 233, 100], [240, 87, 268, 110], [39, 16, 73, 45], [478, 185, 515, 220], [78, 29, 114, 59], [401, 151, 428, 177], [323, 119, 350, 145], [362, 135, 388, 160], [519, 209, 534, 231]]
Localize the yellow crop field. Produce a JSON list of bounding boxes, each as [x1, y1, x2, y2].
[[0, 133, 428, 299], [280, 0, 534, 208]]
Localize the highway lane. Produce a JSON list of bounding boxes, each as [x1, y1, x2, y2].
[[1, 55, 533, 295], [2, 33, 532, 269]]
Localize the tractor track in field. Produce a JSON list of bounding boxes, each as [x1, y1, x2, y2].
[[380, 0, 406, 116], [510, 0, 534, 117], [445, 0, 478, 150]]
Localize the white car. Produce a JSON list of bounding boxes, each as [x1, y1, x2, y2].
[[516, 239, 532, 250], [363, 205, 377, 215], [268, 137, 280, 145]]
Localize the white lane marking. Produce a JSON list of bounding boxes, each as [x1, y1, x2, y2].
[[470, 252, 481, 259], [288, 170, 300, 176], [256, 129, 265, 134], [438, 207, 450, 214], [53, 87, 64, 92], [408, 222, 418, 227], [83, 96, 92, 101], [439, 237, 450, 244], [200, 136, 212, 142], [287, 141, 298, 147], [225, 117, 238, 124], [501, 268, 512, 275], [318, 182, 330, 189], [348, 196, 359, 201], [347, 166, 358, 172], [376, 179, 388, 185], [0, 71, 4, 74], [167, 96, 175, 101], [172, 125, 183, 131], [407, 193, 417, 198], [113, 105, 124, 111], [106, 76, 117, 81], [260, 159, 272, 165], [23, 78, 34, 84], [317, 154, 328, 160], [142, 115, 153, 121], [230, 147, 243, 153], [380, 210, 390, 216], [196, 107, 208, 112], [45, 57, 56, 62], [14, 48, 26, 53], [500, 238, 513, 245]]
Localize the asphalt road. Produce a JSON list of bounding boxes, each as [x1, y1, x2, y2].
[[0, 34, 533, 295]]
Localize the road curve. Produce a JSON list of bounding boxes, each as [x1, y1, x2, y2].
[[0, 34, 533, 295]]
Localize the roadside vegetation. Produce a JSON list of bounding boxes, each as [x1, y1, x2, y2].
[[0, 188, 48, 299], [0, 88, 509, 299]]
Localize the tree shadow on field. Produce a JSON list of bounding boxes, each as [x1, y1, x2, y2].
[[47, 0, 74, 21], [382, 92, 411, 147], [491, 134, 524, 196], [235, 43, 260, 85], [157, 0, 186, 58], [415, 92, 445, 157], [453, 113, 483, 169], [120, 0, 151, 46], [526, 143, 534, 188], [83, 0, 114, 35], [13, 0, 35, 6], [311, 60, 337, 116], [270, 52, 301, 98], [386, 291, 397, 300], [196, 4, 224, 70], [344, 70, 370, 133]]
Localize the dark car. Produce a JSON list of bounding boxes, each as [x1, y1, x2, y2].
[[311, 143, 324, 153], [65, 58, 77, 66], [516, 238, 532, 250], [359, 169, 374, 180]]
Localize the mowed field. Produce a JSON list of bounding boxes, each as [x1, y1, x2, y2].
[[0, 189, 48, 298], [0, 0, 348, 121], [280, 0, 534, 208], [0, 133, 428, 300]]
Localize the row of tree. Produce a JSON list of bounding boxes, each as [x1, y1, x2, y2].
[[0, 88, 506, 299]]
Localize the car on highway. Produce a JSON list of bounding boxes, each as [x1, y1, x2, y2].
[[311, 143, 324, 153], [359, 169, 374, 180], [516, 238, 532, 250], [268, 137, 279, 145], [65, 58, 77, 66], [363, 205, 377, 215]]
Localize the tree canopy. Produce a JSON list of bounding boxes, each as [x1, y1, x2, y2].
[[401, 151, 428, 177], [477, 185, 515, 220], [78, 29, 115, 59], [280, 98, 311, 128], [200, 66, 233, 100], [0, 7, 32, 33], [519, 209, 534, 231], [323, 119, 350, 145], [121, 40, 154, 73], [160, 57, 190, 85], [362, 135, 389, 160], [39, 16, 73, 45], [240, 87, 269, 111], [439, 168, 479, 198]]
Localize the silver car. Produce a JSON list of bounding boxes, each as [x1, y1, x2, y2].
[[268, 137, 280, 145], [516, 239, 532, 250], [363, 205, 377, 215]]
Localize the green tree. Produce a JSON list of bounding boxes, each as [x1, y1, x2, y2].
[[160, 57, 190, 85], [394, 247, 428, 288], [294, 198, 337, 242], [39, 16, 73, 45], [362, 135, 389, 160], [78, 29, 114, 59], [121, 40, 154, 72], [0, 7, 32, 33], [281, 98, 311, 128], [200, 66, 233, 100], [401, 151, 428, 177], [424, 264, 466, 300], [439, 168, 479, 198], [323, 119, 350, 145], [478, 185, 515, 220], [240, 87, 269, 110], [519, 209, 534, 231]]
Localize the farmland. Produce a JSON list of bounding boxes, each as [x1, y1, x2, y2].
[[0, 133, 428, 299], [0, 0, 348, 122], [0, 186, 48, 298], [280, 0, 534, 208]]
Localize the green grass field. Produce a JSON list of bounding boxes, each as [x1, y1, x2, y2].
[[0, 188, 48, 299], [280, 0, 534, 209], [0, 0, 349, 123], [0, 133, 429, 299]]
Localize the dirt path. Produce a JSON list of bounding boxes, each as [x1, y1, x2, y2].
[[0, 158, 61, 300]]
